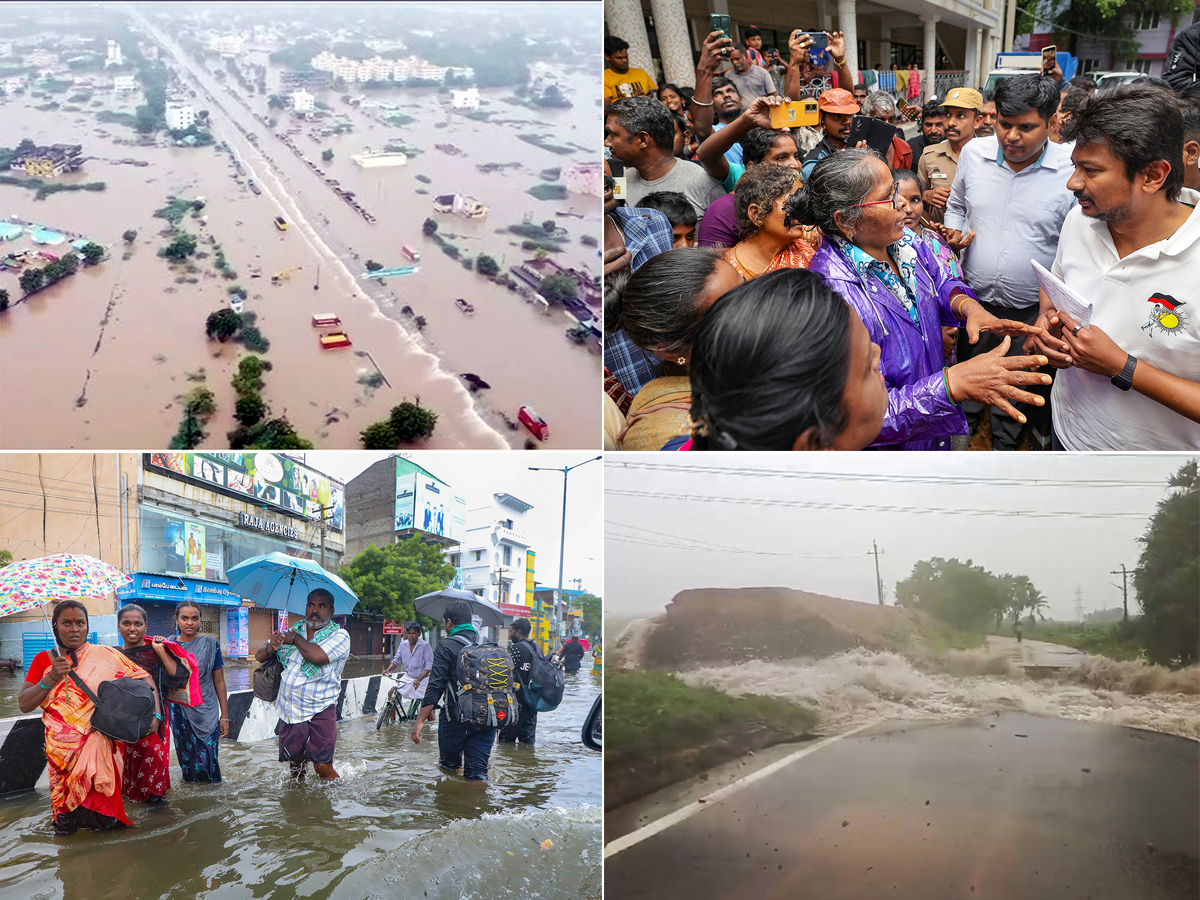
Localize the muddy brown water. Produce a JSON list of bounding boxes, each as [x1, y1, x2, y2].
[[0, 660, 602, 900], [0, 23, 600, 449]]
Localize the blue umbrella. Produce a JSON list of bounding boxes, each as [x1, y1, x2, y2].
[[225, 552, 359, 616]]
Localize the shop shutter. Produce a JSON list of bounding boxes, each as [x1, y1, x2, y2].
[[142, 602, 178, 641]]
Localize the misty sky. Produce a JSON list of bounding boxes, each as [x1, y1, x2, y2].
[[606, 454, 1196, 621], [296, 452, 602, 597]]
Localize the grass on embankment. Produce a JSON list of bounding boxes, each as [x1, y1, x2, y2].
[[605, 670, 819, 811], [1024, 622, 1150, 662]]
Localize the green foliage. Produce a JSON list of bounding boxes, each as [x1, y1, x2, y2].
[[542, 219, 557, 233], [339, 538, 457, 623], [205, 308, 242, 341], [321, 148, 334, 161], [232, 355, 271, 396], [154, 196, 196, 226], [267, 93, 286, 109], [527, 183, 568, 201], [358, 371, 385, 390], [227, 417, 314, 450], [422, 218, 438, 236], [234, 393, 267, 427], [160, 232, 198, 261], [365, 259, 384, 271], [240, 325, 270, 353], [96, 110, 139, 127], [1134, 460, 1199, 666], [0, 549, 12, 567], [389, 401, 437, 443], [896, 558, 1012, 631], [566, 323, 591, 344], [169, 408, 205, 450], [577, 592, 602, 638], [475, 253, 500, 277], [80, 242, 105, 265], [0, 289, 9, 312], [20, 267, 44, 295], [122, 229, 138, 243], [1023, 621, 1149, 662], [539, 273, 578, 304], [1023, 0, 1194, 60], [360, 421, 399, 449], [184, 386, 216, 417]]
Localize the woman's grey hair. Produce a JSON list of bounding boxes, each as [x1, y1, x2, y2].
[[784, 149, 880, 237], [859, 91, 897, 119]]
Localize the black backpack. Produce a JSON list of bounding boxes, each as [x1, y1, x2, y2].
[[69, 670, 157, 743], [447, 634, 519, 729], [519, 639, 565, 712]]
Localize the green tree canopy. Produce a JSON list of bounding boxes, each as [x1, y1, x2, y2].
[[422, 218, 438, 236], [206, 308, 242, 341], [80, 242, 105, 265], [539, 273, 577, 304], [577, 592, 602, 638], [1134, 460, 1198, 667], [1019, 0, 1193, 60], [390, 401, 437, 443], [475, 253, 500, 276], [895, 558, 1008, 631], [339, 538, 457, 623], [360, 421, 399, 449]]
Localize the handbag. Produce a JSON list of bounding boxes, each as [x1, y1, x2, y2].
[[253, 653, 284, 702], [68, 670, 157, 743]]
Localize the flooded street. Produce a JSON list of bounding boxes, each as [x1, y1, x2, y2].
[[0, 5, 600, 449], [0, 666, 602, 900]]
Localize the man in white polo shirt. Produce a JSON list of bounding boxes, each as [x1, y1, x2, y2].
[[944, 74, 1075, 451], [1025, 84, 1200, 450]]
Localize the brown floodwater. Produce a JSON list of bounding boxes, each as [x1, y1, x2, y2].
[[0, 17, 600, 450]]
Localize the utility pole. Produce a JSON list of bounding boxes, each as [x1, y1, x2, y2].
[[316, 504, 334, 569], [869, 541, 884, 606], [1074, 586, 1084, 623], [1110, 564, 1129, 624]]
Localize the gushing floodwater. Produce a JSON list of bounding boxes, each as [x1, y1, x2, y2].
[[0, 670, 601, 900], [681, 648, 1200, 741]]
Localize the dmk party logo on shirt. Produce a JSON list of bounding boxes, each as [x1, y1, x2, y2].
[[1141, 293, 1188, 337]]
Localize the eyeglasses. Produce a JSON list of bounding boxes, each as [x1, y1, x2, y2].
[[853, 182, 902, 209]]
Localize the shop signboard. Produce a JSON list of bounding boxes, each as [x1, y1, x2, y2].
[[383, 621, 405, 635], [116, 573, 245, 607], [500, 604, 533, 617], [146, 452, 344, 532], [227, 607, 249, 657]]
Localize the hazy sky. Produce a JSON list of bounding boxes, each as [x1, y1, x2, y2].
[[605, 454, 1196, 621], [296, 452, 602, 596]]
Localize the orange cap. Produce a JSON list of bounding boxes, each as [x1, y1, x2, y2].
[[817, 88, 860, 114]]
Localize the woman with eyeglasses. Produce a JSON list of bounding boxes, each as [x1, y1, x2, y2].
[[785, 149, 1052, 450]]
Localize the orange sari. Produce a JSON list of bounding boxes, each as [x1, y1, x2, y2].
[[38, 643, 152, 825], [764, 230, 821, 273]]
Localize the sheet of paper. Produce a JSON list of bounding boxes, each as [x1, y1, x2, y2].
[[1032, 259, 1092, 327]]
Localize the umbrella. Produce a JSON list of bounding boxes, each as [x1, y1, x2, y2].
[[224, 552, 359, 616], [414, 588, 505, 628], [0, 554, 132, 618]]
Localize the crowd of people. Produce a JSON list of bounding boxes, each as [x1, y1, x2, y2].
[[603, 24, 1200, 451], [20, 593, 600, 832]]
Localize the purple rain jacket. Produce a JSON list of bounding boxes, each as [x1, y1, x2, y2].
[[807, 230, 975, 451]]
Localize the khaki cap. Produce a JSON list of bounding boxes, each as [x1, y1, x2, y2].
[[942, 87, 983, 111]]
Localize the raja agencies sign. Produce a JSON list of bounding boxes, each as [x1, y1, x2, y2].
[[238, 512, 301, 540]]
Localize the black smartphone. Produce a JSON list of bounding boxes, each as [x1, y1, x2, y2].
[[709, 14, 733, 56], [799, 31, 828, 52], [846, 115, 895, 157], [607, 158, 627, 207]]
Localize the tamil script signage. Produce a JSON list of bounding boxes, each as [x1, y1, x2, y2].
[[500, 604, 533, 617], [146, 452, 344, 532], [383, 621, 405, 635], [238, 512, 301, 540], [116, 573, 246, 607]]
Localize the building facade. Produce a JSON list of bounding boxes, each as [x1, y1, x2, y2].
[[1019, 3, 1200, 76], [291, 89, 315, 112], [165, 101, 195, 132]]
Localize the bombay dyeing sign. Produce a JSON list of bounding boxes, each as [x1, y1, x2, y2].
[[238, 513, 301, 540]]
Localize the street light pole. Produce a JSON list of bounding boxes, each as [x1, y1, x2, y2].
[[529, 455, 600, 652]]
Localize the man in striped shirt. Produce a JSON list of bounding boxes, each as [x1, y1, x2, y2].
[[256, 589, 351, 781]]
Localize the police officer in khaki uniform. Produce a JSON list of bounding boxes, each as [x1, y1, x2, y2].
[[916, 87, 983, 225]]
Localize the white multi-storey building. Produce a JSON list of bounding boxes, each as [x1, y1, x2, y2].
[[165, 101, 195, 131], [105, 40, 124, 68], [291, 89, 315, 112], [458, 494, 534, 610], [451, 87, 480, 109], [366, 56, 393, 81], [217, 34, 244, 58], [564, 161, 604, 197]]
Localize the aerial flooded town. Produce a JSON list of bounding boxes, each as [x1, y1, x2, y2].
[[0, 1, 602, 450]]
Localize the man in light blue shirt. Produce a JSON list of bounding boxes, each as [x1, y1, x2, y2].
[[943, 74, 1075, 451]]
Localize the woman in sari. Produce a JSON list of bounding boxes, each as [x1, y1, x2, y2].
[[19, 600, 161, 834], [169, 601, 228, 783], [118, 604, 191, 804], [722, 164, 820, 280]]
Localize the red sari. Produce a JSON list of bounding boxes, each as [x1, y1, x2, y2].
[[119, 639, 190, 802]]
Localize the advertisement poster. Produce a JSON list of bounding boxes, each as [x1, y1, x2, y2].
[[395, 473, 416, 530], [413, 478, 468, 541], [145, 453, 344, 531], [205, 552, 222, 581], [185, 522, 206, 577], [227, 607, 249, 657], [277, 610, 289, 632], [164, 517, 186, 574]]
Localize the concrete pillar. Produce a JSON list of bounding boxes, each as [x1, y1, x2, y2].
[[836, 0, 860, 83], [818, 0, 834, 33], [1004, 0, 1016, 52], [650, 0, 696, 87], [922, 15, 939, 102], [880, 23, 892, 69], [605, 0, 654, 77], [966, 24, 980, 89]]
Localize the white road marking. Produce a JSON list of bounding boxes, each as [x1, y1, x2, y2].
[[604, 720, 881, 858]]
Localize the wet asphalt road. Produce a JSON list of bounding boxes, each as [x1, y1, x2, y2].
[[605, 712, 1199, 900]]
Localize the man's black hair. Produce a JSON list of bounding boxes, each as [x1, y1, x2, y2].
[[636, 191, 698, 228], [1130, 76, 1172, 90], [1180, 86, 1200, 140], [307, 588, 334, 611], [744, 26, 761, 38], [443, 599, 473, 627], [994, 73, 1060, 124], [510, 618, 532, 638], [608, 96, 675, 153], [921, 99, 944, 119], [605, 36, 629, 56], [1062, 83, 1185, 202], [711, 75, 738, 97], [1069, 76, 1096, 91], [405, 621, 421, 632], [981, 90, 995, 103]]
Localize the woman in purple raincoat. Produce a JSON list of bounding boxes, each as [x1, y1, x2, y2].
[[783, 150, 1052, 450]]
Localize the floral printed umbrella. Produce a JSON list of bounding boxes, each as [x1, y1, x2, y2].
[[0, 553, 132, 618]]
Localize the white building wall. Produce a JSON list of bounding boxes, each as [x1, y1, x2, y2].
[[165, 103, 195, 131]]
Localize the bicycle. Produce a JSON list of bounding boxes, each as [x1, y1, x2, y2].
[[375, 674, 422, 731]]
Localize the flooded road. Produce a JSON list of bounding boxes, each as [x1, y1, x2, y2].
[[1, 6, 600, 449], [0, 666, 601, 900]]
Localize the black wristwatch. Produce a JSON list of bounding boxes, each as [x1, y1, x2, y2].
[[1110, 354, 1138, 391]]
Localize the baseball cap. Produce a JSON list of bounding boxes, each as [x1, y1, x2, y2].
[[817, 88, 859, 115], [942, 87, 983, 111]]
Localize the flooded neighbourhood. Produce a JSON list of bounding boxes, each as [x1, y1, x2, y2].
[[0, 2, 602, 450]]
